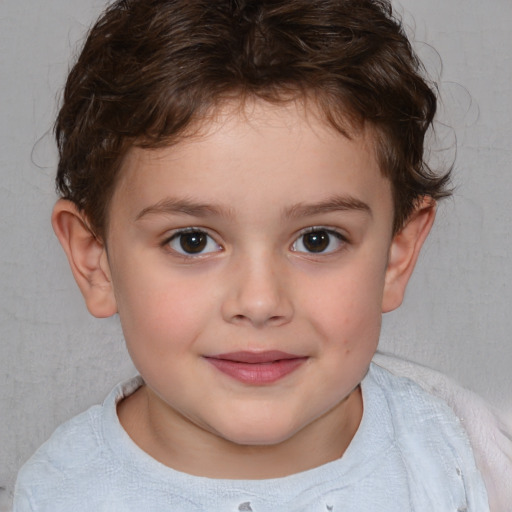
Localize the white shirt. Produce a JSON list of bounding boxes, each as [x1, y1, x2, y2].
[[13, 363, 489, 511]]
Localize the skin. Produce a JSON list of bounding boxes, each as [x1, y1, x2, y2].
[[52, 100, 435, 479]]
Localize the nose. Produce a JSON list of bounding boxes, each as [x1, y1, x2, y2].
[[221, 252, 294, 328]]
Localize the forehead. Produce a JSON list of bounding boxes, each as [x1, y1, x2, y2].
[[111, 99, 392, 225]]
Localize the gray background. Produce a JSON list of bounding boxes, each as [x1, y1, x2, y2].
[[1, 0, 511, 508]]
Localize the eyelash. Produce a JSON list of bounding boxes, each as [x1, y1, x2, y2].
[[291, 227, 348, 255], [162, 226, 348, 258], [163, 228, 222, 258]]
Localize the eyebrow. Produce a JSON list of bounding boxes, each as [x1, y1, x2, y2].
[[283, 195, 372, 219], [135, 198, 233, 221], [135, 194, 371, 221]]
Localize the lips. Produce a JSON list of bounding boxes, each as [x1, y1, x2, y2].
[[204, 351, 308, 384]]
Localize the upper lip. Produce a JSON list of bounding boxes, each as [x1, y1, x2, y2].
[[205, 351, 305, 364]]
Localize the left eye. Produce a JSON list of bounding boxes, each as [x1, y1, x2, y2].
[[167, 230, 221, 256], [291, 229, 345, 254]]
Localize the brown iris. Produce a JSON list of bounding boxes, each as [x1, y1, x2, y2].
[[302, 230, 330, 253], [179, 231, 207, 253]]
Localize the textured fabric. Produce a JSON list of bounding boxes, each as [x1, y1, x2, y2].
[[373, 352, 512, 512], [13, 363, 489, 512]]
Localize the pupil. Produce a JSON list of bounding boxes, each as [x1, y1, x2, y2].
[[304, 231, 329, 252], [180, 232, 207, 253]]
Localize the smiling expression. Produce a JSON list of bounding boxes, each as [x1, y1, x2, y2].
[[77, 99, 420, 475]]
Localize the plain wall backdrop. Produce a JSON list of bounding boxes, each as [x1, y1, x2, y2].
[[1, 0, 511, 508]]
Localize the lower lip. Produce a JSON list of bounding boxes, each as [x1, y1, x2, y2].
[[205, 357, 307, 384]]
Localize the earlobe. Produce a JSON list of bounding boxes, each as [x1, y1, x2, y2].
[[382, 197, 436, 313], [51, 199, 117, 318]]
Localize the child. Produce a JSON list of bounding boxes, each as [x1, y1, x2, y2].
[[13, 0, 494, 509]]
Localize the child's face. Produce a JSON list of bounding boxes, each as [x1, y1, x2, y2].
[[87, 100, 422, 454]]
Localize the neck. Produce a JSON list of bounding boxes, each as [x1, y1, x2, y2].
[[118, 384, 363, 479]]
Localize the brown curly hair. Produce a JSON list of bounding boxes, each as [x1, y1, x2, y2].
[[55, 0, 450, 239]]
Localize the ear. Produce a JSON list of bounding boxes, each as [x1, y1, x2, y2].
[[382, 197, 436, 313], [51, 199, 117, 318]]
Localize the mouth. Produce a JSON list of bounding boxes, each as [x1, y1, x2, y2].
[[203, 351, 308, 385]]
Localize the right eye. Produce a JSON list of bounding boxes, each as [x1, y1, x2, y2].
[[166, 229, 222, 256], [291, 228, 346, 254]]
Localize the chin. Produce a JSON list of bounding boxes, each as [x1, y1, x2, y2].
[[211, 417, 303, 447], [227, 433, 291, 447]]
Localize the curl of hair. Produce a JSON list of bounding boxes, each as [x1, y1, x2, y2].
[[55, 0, 451, 238]]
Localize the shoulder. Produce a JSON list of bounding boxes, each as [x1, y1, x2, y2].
[[366, 361, 490, 507], [14, 405, 104, 511], [368, 361, 471, 442], [13, 378, 143, 512], [370, 353, 512, 512]]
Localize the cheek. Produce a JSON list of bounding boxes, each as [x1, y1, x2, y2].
[[302, 258, 387, 350], [112, 264, 218, 358]]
